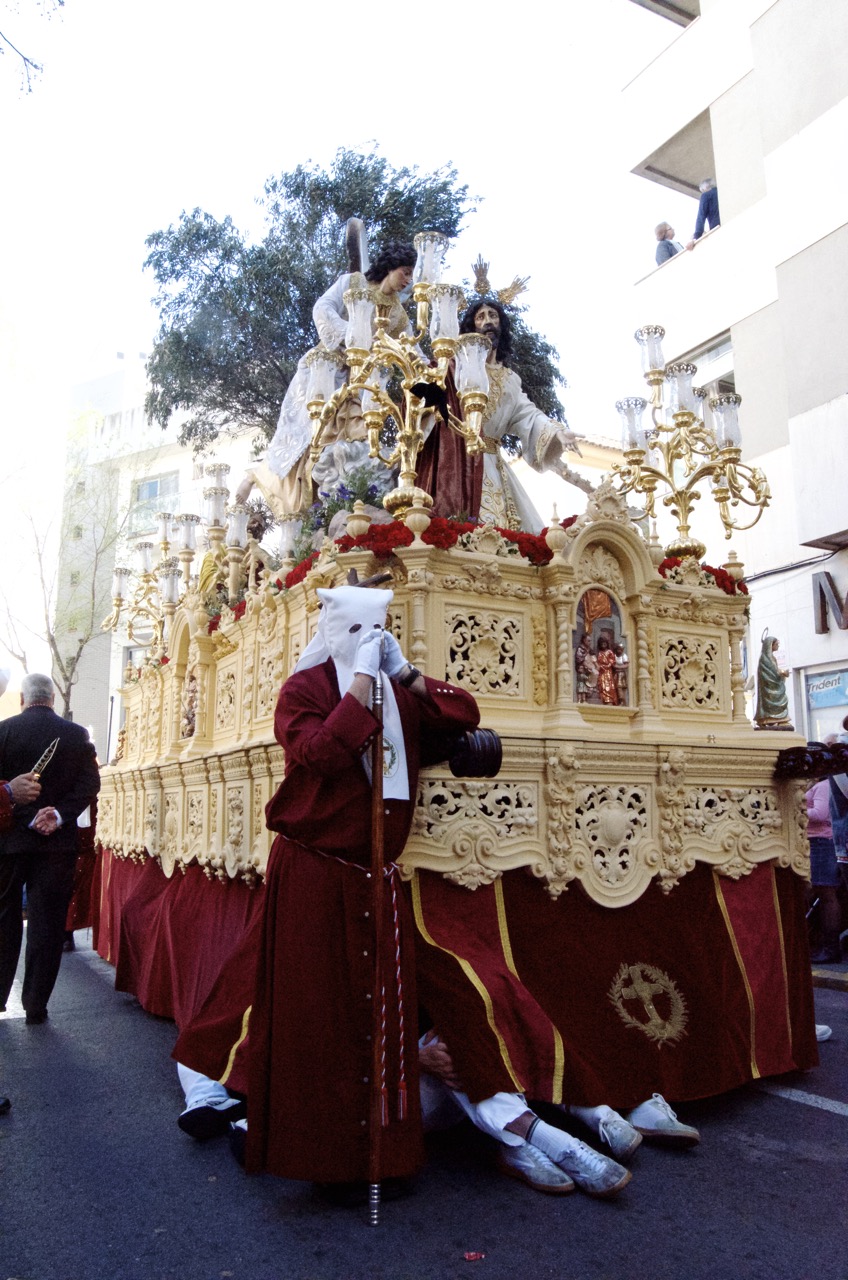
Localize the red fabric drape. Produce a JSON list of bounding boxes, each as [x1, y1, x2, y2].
[[412, 862, 817, 1111], [95, 849, 262, 1030]]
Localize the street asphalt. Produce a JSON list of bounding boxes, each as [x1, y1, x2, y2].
[[1, 931, 846, 1280]]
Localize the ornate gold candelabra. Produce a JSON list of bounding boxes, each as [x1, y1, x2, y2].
[[611, 325, 771, 559], [305, 231, 491, 520], [102, 465, 260, 664]]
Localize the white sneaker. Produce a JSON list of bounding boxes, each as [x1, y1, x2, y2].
[[625, 1093, 700, 1147], [554, 1139, 631, 1198], [594, 1106, 642, 1162], [816, 1024, 832, 1042], [497, 1141, 575, 1195]]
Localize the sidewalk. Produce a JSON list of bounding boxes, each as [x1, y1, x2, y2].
[[812, 957, 848, 992]]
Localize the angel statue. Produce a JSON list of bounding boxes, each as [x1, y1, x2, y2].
[[235, 222, 413, 534]]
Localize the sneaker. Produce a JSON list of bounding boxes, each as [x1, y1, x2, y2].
[[554, 1139, 631, 1198], [497, 1141, 575, 1195], [815, 1024, 833, 1042], [625, 1094, 700, 1147], [594, 1106, 642, 1162]]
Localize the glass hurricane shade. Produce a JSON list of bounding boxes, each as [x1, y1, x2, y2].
[[412, 231, 449, 286], [157, 567, 180, 605], [156, 512, 173, 544], [135, 542, 154, 575], [305, 349, 342, 402], [429, 284, 462, 343], [454, 334, 491, 396], [343, 288, 375, 352], [360, 365, 391, 415], [203, 487, 228, 527], [615, 397, 648, 449], [226, 505, 250, 548], [710, 393, 743, 448], [111, 566, 132, 599], [176, 513, 201, 551], [204, 462, 230, 488], [665, 362, 698, 415], [634, 324, 665, 374]]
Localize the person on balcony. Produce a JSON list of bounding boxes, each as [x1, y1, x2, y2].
[[687, 178, 720, 249], [655, 222, 684, 265]]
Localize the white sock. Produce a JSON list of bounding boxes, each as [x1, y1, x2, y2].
[[525, 1117, 578, 1163], [565, 1104, 609, 1135]]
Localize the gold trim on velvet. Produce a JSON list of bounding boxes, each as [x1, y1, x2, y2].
[[768, 863, 794, 1054], [102, 850, 114, 965], [712, 871, 760, 1079], [493, 878, 565, 1103], [493, 878, 518, 978], [218, 1004, 252, 1087], [411, 872, 523, 1092]]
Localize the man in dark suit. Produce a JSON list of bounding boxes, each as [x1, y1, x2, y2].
[[0, 673, 100, 1024]]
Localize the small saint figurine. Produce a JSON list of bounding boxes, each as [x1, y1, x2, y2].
[[754, 632, 794, 730], [575, 633, 592, 704], [596, 636, 619, 706]]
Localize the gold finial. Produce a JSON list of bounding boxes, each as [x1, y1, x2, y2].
[[497, 275, 530, 306], [472, 255, 490, 294]]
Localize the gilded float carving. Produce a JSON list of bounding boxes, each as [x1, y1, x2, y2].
[[99, 510, 806, 900]]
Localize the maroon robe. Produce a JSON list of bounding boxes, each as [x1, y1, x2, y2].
[[244, 661, 479, 1183]]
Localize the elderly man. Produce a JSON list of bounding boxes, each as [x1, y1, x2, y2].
[[418, 298, 583, 531], [0, 674, 100, 1024]]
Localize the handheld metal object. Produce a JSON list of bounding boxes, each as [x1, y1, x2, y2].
[[31, 738, 60, 779]]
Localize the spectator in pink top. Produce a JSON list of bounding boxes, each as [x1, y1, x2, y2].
[[806, 775, 842, 963]]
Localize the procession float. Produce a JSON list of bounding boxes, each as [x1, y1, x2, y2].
[[91, 235, 818, 1108]]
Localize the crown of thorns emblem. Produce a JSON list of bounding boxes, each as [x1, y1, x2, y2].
[[608, 962, 688, 1046]]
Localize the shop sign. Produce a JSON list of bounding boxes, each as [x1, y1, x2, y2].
[[805, 668, 848, 709]]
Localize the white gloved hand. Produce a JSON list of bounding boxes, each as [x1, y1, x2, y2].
[[381, 632, 409, 679], [353, 629, 384, 679]]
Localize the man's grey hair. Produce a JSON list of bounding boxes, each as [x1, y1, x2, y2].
[[22, 673, 56, 706], [699, 178, 715, 191], [655, 222, 673, 240]]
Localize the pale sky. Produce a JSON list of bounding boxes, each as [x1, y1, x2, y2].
[[0, 0, 697, 670]]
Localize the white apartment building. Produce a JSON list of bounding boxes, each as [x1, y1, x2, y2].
[[56, 357, 260, 757], [623, 0, 848, 738]]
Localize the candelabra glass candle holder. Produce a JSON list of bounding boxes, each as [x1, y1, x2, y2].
[[612, 325, 771, 560]]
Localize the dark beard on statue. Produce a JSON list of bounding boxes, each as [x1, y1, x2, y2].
[[480, 324, 501, 359]]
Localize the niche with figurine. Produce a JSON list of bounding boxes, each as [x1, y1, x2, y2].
[[573, 589, 629, 707]]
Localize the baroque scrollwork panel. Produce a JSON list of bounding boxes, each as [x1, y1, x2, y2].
[[684, 784, 788, 877], [659, 634, 721, 712], [445, 610, 523, 698], [407, 778, 539, 888]]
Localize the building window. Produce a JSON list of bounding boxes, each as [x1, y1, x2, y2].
[[70, 571, 80, 586], [72, 525, 83, 540], [129, 471, 180, 534]]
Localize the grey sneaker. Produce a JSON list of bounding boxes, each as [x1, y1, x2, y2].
[[595, 1106, 643, 1162], [816, 1024, 832, 1042], [554, 1139, 631, 1198], [625, 1093, 700, 1146], [497, 1141, 575, 1195]]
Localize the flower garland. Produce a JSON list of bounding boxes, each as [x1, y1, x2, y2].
[[333, 515, 575, 566], [658, 556, 748, 596], [207, 598, 247, 634]]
